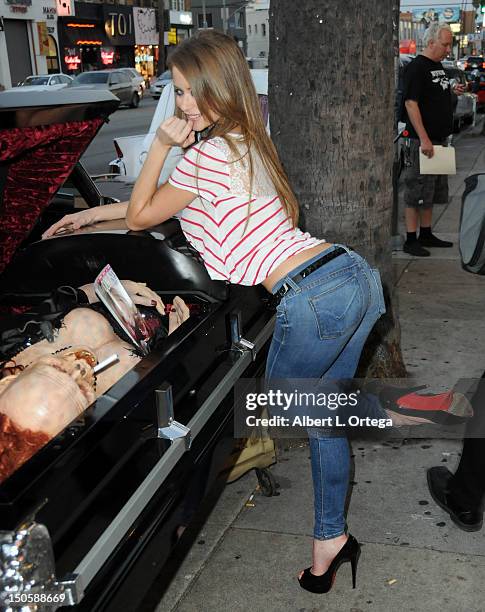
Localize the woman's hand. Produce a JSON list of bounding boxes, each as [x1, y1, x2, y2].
[[42, 209, 99, 239], [120, 281, 165, 316], [78, 281, 165, 316], [168, 296, 190, 335], [156, 116, 195, 149]]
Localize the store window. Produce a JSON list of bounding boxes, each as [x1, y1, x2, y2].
[[198, 13, 213, 28], [46, 35, 59, 73]]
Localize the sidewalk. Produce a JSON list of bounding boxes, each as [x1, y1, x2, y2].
[[152, 123, 485, 612]]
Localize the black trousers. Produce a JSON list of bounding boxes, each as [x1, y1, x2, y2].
[[448, 377, 485, 510]]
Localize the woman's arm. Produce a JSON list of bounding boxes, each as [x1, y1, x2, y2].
[[126, 117, 196, 231], [42, 202, 129, 238]]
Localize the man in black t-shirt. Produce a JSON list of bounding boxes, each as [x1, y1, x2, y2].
[[401, 22, 464, 257]]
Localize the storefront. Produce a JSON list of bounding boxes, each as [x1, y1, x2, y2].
[[0, 0, 61, 88], [133, 6, 159, 82], [57, 16, 109, 74], [168, 10, 193, 46], [101, 4, 135, 68], [58, 3, 136, 74], [41, 2, 61, 72]]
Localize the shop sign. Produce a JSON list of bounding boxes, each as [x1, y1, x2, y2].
[[412, 6, 460, 24], [57, 1, 72, 17], [101, 47, 115, 65], [42, 6, 56, 20], [37, 21, 50, 55], [103, 5, 135, 47], [168, 28, 177, 45], [133, 7, 158, 46], [169, 10, 193, 26], [5, 0, 31, 14], [135, 53, 154, 63], [64, 53, 81, 70]]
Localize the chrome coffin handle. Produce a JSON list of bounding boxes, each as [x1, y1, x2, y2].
[[156, 382, 191, 450], [227, 310, 256, 361]]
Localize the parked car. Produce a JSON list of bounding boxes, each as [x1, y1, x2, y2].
[[70, 70, 140, 108], [444, 67, 477, 131], [119, 67, 146, 98], [110, 69, 269, 179], [464, 56, 485, 72], [149, 70, 172, 99], [17, 73, 72, 91]]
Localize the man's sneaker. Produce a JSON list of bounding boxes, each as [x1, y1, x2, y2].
[[403, 240, 430, 257], [418, 234, 453, 248]]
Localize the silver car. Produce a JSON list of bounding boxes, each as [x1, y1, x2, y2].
[[149, 70, 171, 99], [70, 70, 140, 108], [119, 67, 146, 98], [18, 74, 73, 90]]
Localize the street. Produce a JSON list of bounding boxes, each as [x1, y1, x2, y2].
[[81, 95, 159, 175]]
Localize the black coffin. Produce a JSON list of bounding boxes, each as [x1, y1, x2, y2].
[[0, 89, 275, 610]]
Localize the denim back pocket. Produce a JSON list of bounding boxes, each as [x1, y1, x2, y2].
[[308, 273, 364, 340]]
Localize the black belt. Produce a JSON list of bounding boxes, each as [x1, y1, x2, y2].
[[273, 246, 347, 302]]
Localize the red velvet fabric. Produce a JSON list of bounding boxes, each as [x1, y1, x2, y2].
[[0, 119, 103, 275]]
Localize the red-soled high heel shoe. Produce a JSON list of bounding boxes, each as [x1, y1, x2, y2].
[[298, 534, 361, 594], [389, 390, 473, 425]]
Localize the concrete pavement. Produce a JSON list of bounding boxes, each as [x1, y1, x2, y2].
[[151, 122, 485, 612]]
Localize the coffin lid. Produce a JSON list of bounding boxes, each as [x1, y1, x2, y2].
[[0, 89, 120, 275]]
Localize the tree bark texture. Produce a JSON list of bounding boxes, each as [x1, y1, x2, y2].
[[269, 0, 406, 376]]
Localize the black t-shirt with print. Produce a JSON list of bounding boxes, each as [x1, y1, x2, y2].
[[402, 54, 453, 141]]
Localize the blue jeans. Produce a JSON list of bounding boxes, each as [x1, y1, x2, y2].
[[265, 244, 386, 540]]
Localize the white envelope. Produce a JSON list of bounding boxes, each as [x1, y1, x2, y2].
[[419, 145, 456, 175]]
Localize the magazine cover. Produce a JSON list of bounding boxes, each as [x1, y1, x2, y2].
[[94, 264, 150, 356]]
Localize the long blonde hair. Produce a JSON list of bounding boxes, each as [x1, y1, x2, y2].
[[168, 31, 299, 227]]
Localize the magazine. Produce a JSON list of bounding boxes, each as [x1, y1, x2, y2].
[[94, 264, 150, 356]]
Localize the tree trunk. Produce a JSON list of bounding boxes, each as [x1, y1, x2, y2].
[[269, 0, 406, 377]]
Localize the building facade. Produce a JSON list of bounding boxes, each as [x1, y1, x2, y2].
[[245, 0, 268, 68], [56, 1, 192, 76], [0, 0, 62, 88], [190, 0, 247, 53]]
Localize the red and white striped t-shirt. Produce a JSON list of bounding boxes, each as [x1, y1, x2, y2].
[[168, 135, 323, 285]]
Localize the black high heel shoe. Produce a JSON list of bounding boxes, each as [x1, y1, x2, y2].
[[298, 534, 361, 594]]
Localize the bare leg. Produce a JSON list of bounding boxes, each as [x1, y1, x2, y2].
[[405, 206, 419, 232], [419, 207, 433, 228], [298, 534, 349, 578]]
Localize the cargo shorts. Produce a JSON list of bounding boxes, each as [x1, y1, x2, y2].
[[402, 138, 449, 209]]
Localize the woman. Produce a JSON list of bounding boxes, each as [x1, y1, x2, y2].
[[41, 31, 399, 594]]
